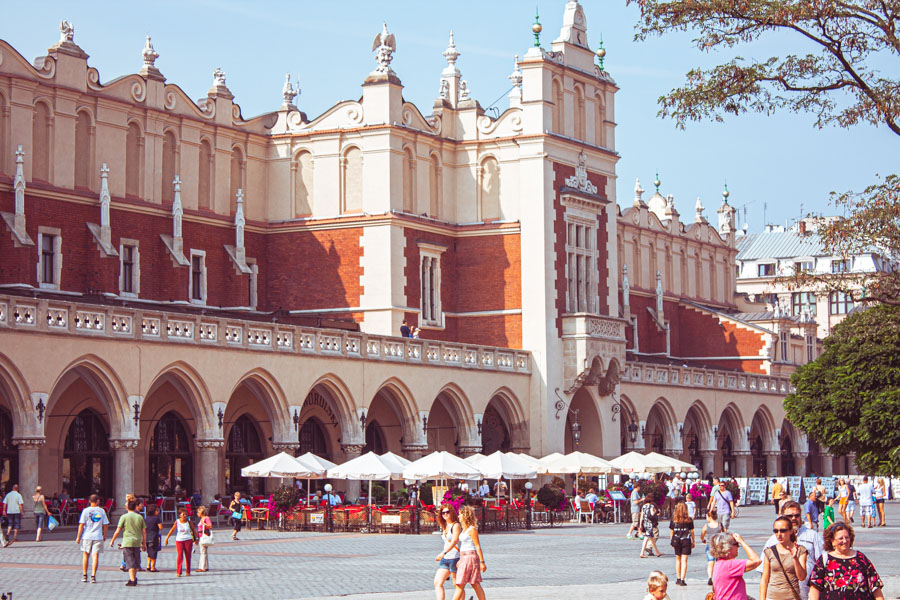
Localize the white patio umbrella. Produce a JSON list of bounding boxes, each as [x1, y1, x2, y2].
[[327, 452, 407, 506], [541, 451, 620, 475], [644, 452, 698, 473], [536, 452, 566, 473], [379, 452, 412, 504], [515, 453, 544, 469], [609, 451, 696, 475], [240, 452, 319, 478], [295, 452, 336, 504], [402, 451, 483, 480], [468, 451, 538, 504], [463, 453, 488, 465]]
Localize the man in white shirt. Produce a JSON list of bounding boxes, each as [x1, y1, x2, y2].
[[75, 494, 109, 583], [2, 484, 24, 546], [758, 500, 823, 600], [857, 476, 875, 528], [477, 480, 490, 498]]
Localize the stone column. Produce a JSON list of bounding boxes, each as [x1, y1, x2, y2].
[[700, 451, 715, 477], [820, 453, 833, 476], [793, 453, 809, 478], [401, 444, 429, 462], [340, 444, 365, 502], [14, 438, 45, 530], [765, 451, 780, 477], [196, 440, 225, 505], [109, 439, 139, 513], [734, 451, 751, 478]]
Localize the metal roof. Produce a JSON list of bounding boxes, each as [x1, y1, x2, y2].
[[736, 231, 824, 261]]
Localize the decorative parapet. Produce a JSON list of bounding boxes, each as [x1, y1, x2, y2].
[[0, 294, 531, 375], [620, 360, 792, 396]]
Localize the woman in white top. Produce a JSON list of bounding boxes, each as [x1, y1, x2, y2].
[[874, 478, 886, 527], [434, 503, 461, 600], [164, 510, 197, 577], [452, 505, 486, 600]]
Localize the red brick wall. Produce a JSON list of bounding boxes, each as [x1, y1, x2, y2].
[[403, 227, 522, 348], [676, 304, 767, 373]]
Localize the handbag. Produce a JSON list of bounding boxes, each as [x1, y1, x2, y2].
[[199, 530, 214, 545], [47, 515, 59, 531], [769, 546, 803, 600]]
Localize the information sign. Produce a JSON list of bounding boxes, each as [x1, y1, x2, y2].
[[747, 478, 768, 504], [821, 477, 836, 499], [787, 476, 802, 501], [309, 513, 325, 524], [802, 477, 818, 499], [609, 491, 627, 502], [734, 478, 749, 506]]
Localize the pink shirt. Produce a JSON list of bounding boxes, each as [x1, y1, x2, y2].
[[712, 558, 748, 600]]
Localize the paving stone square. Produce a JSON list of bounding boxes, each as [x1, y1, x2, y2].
[[0, 505, 897, 599]]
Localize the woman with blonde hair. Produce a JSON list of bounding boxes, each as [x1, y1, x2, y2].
[[32, 485, 49, 542], [452, 505, 486, 600], [434, 503, 461, 600], [668, 501, 694, 586], [195, 505, 213, 572], [873, 478, 886, 527]]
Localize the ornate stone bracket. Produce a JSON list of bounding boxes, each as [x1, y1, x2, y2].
[[457, 445, 482, 457], [341, 443, 365, 455], [109, 439, 140, 450], [12, 437, 46, 449], [86, 222, 118, 258], [196, 439, 225, 449], [401, 444, 429, 454], [272, 442, 300, 453]]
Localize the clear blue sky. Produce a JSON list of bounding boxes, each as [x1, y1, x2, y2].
[[4, 1, 895, 232]]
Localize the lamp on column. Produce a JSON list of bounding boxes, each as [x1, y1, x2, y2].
[[571, 409, 582, 448], [323, 483, 334, 533], [359, 409, 367, 432], [628, 421, 638, 445], [422, 416, 428, 436], [524, 481, 533, 530], [35, 397, 45, 424], [293, 409, 300, 432], [476, 417, 482, 436], [217, 407, 224, 429], [132, 399, 140, 427]]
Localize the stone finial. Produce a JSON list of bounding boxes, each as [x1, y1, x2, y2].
[[142, 36, 158, 68], [695, 196, 706, 224], [633, 177, 644, 208], [172, 175, 183, 239], [99, 163, 111, 229], [371, 23, 396, 75], [443, 30, 459, 68], [213, 67, 226, 88], [281, 73, 298, 109], [656, 270, 664, 314], [60, 20, 75, 43], [235, 188, 245, 251], [13, 145, 25, 216], [508, 54, 523, 90]]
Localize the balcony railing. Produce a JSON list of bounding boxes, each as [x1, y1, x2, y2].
[[0, 294, 531, 374], [621, 361, 792, 395]]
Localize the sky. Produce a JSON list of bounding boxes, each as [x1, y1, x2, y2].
[[3, 1, 896, 233]]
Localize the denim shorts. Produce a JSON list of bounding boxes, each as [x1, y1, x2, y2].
[[706, 547, 715, 562], [6, 514, 21, 530], [437, 557, 459, 573], [34, 513, 46, 529]]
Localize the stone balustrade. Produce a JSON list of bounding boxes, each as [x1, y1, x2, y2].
[[621, 361, 792, 395], [0, 294, 531, 374]]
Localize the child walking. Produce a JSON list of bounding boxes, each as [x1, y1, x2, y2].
[[451, 505, 486, 600], [642, 570, 671, 600]]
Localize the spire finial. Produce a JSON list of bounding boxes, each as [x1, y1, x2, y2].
[[532, 7, 542, 47], [142, 35, 158, 68], [282, 73, 298, 109], [443, 30, 460, 66], [235, 188, 246, 251], [595, 33, 606, 70], [172, 175, 183, 240], [654, 171, 661, 192], [371, 22, 397, 75], [14, 145, 26, 217], [722, 182, 730, 203], [633, 177, 645, 207], [508, 55, 523, 104]]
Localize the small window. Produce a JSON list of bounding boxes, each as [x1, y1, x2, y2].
[[806, 334, 815, 363], [37, 228, 62, 289], [829, 291, 854, 315], [566, 218, 597, 314], [794, 261, 813, 273], [779, 331, 788, 362], [757, 263, 775, 277], [832, 259, 850, 273], [189, 250, 207, 304], [418, 243, 446, 327], [248, 259, 258, 309], [119, 240, 140, 296], [791, 292, 816, 317]]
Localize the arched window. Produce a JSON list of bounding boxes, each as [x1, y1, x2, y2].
[[149, 411, 193, 497], [74, 110, 92, 189], [198, 139, 213, 210], [125, 122, 142, 197], [480, 157, 500, 221], [342, 146, 363, 213], [363, 421, 387, 455], [631, 241, 641, 288], [552, 80, 564, 135], [0, 407, 17, 492], [32, 102, 51, 182], [428, 154, 441, 219], [229, 146, 244, 215], [225, 415, 264, 495], [574, 86, 585, 140], [0, 93, 7, 174], [63, 409, 111, 499], [594, 93, 606, 147], [297, 417, 330, 460], [402, 147, 415, 213], [161, 130, 177, 205], [480, 405, 510, 455], [293, 150, 314, 216]]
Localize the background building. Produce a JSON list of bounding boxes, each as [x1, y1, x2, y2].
[[0, 3, 844, 510]]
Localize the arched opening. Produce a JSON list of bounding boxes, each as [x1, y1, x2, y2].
[[74, 110, 92, 189], [751, 435, 765, 477], [594, 93, 605, 147], [750, 408, 775, 477], [721, 435, 735, 478], [780, 430, 795, 476], [716, 405, 743, 477], [297, 417, 330, 459], [0, 407, 18, 492], [149, 411, 193, 497], [618, 395, 638, 455], [551, 79, 564, 135], [480, 157, 500, 221], [229, 146, 244, 215], [161, 130, 177, 205], [402, 147, 415, 213], [681, 402, 712, 470], [565, 387, 602, 456], [429, 154, 441, 219], [480, 404, 510, 455], [125, 122, 142, 197], [296, 387, 342, 462], [427, 392, 463, 453], [32, 101, 51, 182], [342, 146, 363, 213], [198, 138, 213, 210], [574, 86, 585, 140], [63, 409, 112, 499], [365, 387, 410, 455], [294, 150, 314, 216], [644, 399, 675, 455], [225, 414, 264, 496], [364, 422, 387, 454]]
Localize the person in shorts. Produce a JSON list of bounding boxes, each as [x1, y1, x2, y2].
[[75, 494, 109, 583], [109, 500, 146, 587], [700, 507, 720, 586], [668, 501, 695, 587], [2, 483, 24, 546], [143, 504, 162, 572], [626, 481, 644, 540]]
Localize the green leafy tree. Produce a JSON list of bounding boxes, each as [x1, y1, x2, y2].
[[784, 304, 900, 475], [627, 0, 900, 305]]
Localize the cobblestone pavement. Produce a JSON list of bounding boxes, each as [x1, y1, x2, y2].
[[0, 505, 897, 599]]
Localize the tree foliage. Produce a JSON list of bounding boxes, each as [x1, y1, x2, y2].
[[784, 304, 900, 475], [628, 1, 900, 304]]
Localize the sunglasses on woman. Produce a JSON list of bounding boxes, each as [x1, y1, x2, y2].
[[441, 510, 451, 515], [773, 528, 791, 533]]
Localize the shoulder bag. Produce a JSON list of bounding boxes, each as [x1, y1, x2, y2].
[[770, 546, 803, 600]]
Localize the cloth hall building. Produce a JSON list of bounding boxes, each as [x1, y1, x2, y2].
[[0, 3, 846, 509]]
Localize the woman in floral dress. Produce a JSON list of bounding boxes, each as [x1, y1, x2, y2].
[[809, 522, 884, 600]]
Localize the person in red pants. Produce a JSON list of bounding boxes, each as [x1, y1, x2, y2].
[[164, 510, 197, 577]]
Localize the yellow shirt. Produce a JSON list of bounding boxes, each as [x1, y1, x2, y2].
[[772, 483, 783, 500]]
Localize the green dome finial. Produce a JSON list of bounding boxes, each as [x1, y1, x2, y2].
[[532, 7, 542, 47], [654, 171, 661, 192], [723, 182, 730, 203], [595, 34, 606, 71]]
